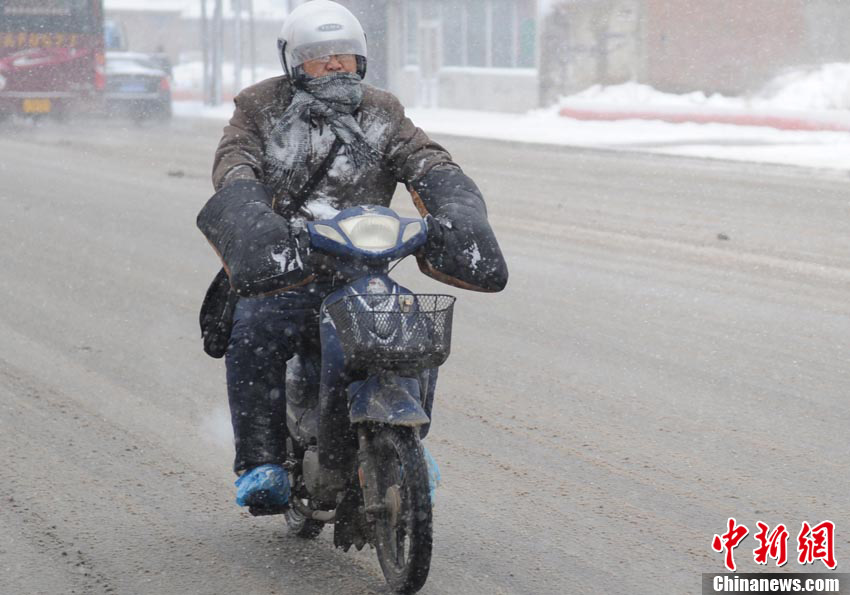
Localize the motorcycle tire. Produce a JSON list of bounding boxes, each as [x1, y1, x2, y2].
[[284, 499, 325, 539], [371, 426, 433, 594]]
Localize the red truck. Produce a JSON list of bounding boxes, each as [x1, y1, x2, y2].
[[0, 0, 105, 119]]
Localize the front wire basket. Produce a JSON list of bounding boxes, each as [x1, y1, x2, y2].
[[325, 293, 456, 370]]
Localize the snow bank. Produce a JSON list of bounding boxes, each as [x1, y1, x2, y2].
[[562, 62, 850, 113], [565, 82, 742, 110], [757, 63, 850, 111]]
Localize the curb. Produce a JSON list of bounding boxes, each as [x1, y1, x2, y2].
[[559, 106, 850, 133]]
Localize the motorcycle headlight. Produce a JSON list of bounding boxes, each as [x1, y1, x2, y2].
[[339, 215, 400, 252], [401, 221, 424, 243], [313, 224, 346, 244]]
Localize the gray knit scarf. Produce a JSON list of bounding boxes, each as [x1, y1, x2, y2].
[[265, 73, 381, 202]]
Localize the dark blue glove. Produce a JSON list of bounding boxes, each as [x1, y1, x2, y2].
[[413, 168, 508, 292], [197, 179, 311, 296]]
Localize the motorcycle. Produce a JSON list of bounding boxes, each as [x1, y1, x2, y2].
[[273, 205, 454, 594]]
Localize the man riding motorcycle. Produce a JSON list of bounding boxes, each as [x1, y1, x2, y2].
[[197, 0, 507, 511]]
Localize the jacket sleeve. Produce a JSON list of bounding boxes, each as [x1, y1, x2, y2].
[[409, 167, 508, 293], [197, 179, 314, 296], [212, 94, 265, 191], [381, 97, 507, 292]]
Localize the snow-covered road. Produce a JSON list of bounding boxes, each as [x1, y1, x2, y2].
[[1, 117, 848, 594]]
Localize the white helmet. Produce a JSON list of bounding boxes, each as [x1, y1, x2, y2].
[[278, 1, 368, 80]]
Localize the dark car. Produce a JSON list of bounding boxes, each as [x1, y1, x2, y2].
[[105, 51, 171, 121]]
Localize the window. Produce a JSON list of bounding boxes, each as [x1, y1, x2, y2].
[[403, 0, 418, 65], [1, 0, 94, 30], [2, 0, 88, 17], [491, 0, 515, 67], [441, 1, 464, 66], [465, 0, 487, 67], [518, 6, 536, 68], [401, 0, 537, 69]]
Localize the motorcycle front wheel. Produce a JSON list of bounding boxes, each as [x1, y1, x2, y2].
[[370, 426, 433, 594]]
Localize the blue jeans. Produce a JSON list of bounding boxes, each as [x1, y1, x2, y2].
[[225, 282, 334, 474]]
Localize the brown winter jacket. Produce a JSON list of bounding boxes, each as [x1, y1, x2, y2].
[[202, 75, 507, 298], [212, 75, 457, 209]]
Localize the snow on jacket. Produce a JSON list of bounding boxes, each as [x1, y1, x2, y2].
[[213, 75, 453, 210], [204, 75, 507, 294]]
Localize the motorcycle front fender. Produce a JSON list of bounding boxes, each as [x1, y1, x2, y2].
[[347, 374, 430, 427]]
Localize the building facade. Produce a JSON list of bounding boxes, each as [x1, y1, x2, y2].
[[341, 0, 542, 113], [347, 0, 850, 111], [640, 0, 806, 95], [108, 0, 850, 112], [539, 0, 850, 105], [538, 0, 642, 106]]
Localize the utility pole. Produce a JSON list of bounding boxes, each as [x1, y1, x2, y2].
[[234, 0, 242, 94], [200, 0, 210, 105], [212, 0, 223, 105], [248, 0, 256, 84]]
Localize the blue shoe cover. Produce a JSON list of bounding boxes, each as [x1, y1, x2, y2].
[[235, 464, 290, 508], [422, 446, 441, 505]]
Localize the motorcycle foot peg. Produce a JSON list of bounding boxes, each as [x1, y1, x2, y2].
[[248, 504, 290, 517]]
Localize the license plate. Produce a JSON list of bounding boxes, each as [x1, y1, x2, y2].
[[23, 98, 51, 113], [121, 83, 148, 93]]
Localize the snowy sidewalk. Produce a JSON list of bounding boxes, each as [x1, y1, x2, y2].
[[173, 64, 850, 173], [176, 99, 850, 173], [409, 74, 850, 172], [172, 59, 850, 172], [556, 70, 850, 134], [406, 106, 850, 172], [558, 102, 850, 133]]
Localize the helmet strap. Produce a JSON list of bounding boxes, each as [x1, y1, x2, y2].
[[291, 65, 310, 88], [279, 40, 291, 78]]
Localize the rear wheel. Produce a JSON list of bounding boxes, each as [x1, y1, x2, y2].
[[284, 503, 325, 538], [284, 474, 324, 539], [370, 427, 432, 594]]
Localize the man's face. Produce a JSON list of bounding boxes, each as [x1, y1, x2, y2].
[[301, 54, 358, 78]]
